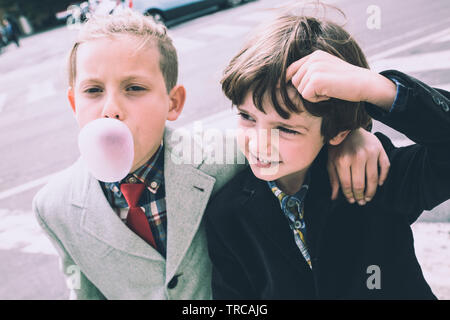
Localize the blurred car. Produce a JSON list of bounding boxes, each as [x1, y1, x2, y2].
[[131, 0, 248, 25]]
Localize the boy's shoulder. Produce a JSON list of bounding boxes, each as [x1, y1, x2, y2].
[[164, 126, 247, 195], [205, 166, 256, 221], [32, 159, 87, 227]]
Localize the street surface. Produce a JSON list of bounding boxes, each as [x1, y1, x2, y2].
[[0, 0, 449, 299]]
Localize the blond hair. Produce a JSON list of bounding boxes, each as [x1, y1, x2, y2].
[[68, 9, 178, 92]]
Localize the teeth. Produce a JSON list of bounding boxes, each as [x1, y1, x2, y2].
[[250, 153, 278, 164]]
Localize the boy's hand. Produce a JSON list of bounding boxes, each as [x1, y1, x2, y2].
[[286, 50, 396, 110], [327, 128, 390, 205]]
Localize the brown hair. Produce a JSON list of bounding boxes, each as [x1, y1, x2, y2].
[[67, 9, 178, 92], [221, 5, 371, 142]]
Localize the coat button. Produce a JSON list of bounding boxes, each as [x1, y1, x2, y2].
[[168, 276, 179, 289], [127, 176, 137, 184], [432, 95, 449, 111]]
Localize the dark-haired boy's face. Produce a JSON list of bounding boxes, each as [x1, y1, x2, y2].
[[236, 88, 324, 193]]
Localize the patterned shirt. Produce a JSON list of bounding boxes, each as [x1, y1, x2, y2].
[[100, 143, 167, 258], [267, 173, 312, 269]]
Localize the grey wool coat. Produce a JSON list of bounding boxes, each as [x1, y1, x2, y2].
[[33, 127, 245, 299]]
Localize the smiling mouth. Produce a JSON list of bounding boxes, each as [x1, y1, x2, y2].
[[249, 152, 281, 167]]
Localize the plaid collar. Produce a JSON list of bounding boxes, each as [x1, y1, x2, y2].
[[104, 143, 164, 196]]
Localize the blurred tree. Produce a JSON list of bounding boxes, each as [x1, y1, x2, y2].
[[0, 0, 77, 32]]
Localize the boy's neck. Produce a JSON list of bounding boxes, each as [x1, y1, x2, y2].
[[275, 168, 309, 195]]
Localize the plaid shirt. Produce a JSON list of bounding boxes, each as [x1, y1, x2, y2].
[[267, 173, 312, 269], [100, 143, 167, 258]]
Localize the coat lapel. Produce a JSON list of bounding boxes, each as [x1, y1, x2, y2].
[[72, 159, 165, 262], [240, 171, 311, 269], [163, 128, 216, 282]]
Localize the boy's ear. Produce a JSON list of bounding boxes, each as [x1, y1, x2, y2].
[[328, 130, 351, 146], [68, 87, 76, 113], [167, 85, 186, 121]]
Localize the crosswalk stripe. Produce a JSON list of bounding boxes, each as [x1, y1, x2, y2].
[[370, 49, 450, 74], [0, 172, 59, 201], [369, 28, 450, 62], [432, 33, 450, 44], [0, 209, 57, 255]]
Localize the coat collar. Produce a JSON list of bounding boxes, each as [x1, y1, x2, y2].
[[70, 127, 216, 281]]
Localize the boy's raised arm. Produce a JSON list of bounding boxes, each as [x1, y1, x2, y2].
[[288, 51, 450, 221]]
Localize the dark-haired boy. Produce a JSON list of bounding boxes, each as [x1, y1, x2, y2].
[[205, 14, 450, 299]]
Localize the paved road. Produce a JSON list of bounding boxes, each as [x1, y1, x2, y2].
[[0, 0, 449, 299]]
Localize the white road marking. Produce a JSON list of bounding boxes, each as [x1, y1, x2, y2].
[[0, 172, 59, 201], [0, 209, 57, 255], [0, 93, 6, 112], [365, 18, 450, 54], [26, 80, 57, 104], [432, 32, 450, 44], [369, 27, 450, 62], [370, 49, 450, 74]]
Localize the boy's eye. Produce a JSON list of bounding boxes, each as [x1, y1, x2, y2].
[[84, 87, 102, 94], [278, 126, 300, 135], [126, 85, 146, 92], [238, 112, 255, 122]]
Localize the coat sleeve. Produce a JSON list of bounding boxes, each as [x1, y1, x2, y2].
[[33, 197, 106, 300], [365, 70, 450, 223]]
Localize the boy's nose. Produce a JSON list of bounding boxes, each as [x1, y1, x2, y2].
[[101, 95, 124, 120], [247, 128, 278, 158]]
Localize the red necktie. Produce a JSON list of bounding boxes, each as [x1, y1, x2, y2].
[[120, 183, 157, 248]]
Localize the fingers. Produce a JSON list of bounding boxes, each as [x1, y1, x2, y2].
[[350, 162, 366, 206], [378, 149, 390, 186], [364, 153, 379, 202], [327, 162, 340, 200], [286, 55, 310, 82], [335, 160, 355, 204]]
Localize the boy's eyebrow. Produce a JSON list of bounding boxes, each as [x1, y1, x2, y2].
[[121, 75, 152, 82], [79, 78, 103, 86], [237, 106, 310, 131], [78, 75, 152, 87], [272, 121, 310, 131]]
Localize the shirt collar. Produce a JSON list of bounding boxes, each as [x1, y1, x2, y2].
[[105, 142, 164, 195], [267, 171, 310, 209]]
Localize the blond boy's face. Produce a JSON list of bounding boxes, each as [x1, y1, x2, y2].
[[237, 89, 325, 193], [71, 36, 180, 172]]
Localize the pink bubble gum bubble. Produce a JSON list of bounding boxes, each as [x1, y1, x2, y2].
[[78, 118, 134, 183]]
